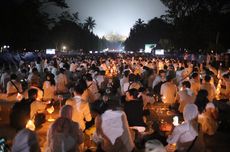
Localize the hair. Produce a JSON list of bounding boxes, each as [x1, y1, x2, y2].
[[50, 117, 73, 135], [194, 89, 209, 113], [128, 73, 136, 82], [159, 70, 166, 74], [46, 73, 56, 86], [28, 88, 38, 100], [60, 105, 73, 119], [32, 68, 38, 73], [204, 75, 211, 82], [10, 74, 17, 80], [59, 68, 65, 74], [127, 88, 140, 99], [124, 70, 130, 77], [90, 100, 108, 115], [191, 72, 199, 79], [74, 84, 85, 95], [182, 81, 191, 88], [85, 73, 93, 81]]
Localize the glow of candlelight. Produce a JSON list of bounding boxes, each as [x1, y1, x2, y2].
[[47, 106, 54, 114], [17, 93, 23, 101], [26, 120, 35, 131], [173, 116, 179, 126], [47, 106, 55, 122]]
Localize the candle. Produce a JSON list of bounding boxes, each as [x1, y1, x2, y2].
[[173, 116, 179, 126], [26, 120, 35, 131], [16, 93, 23, 101]]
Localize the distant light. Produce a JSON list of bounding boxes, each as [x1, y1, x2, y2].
[[89, 51, 93, 54], [62, 46, 66, 50], [95, 51, 98, 53], [130, 51, 134, 54], [3, 45, 7, 49]]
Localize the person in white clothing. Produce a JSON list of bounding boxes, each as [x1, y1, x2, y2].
[[160, 75, 177, 104], [65, 84, 92, 131], [167, 104, 200, 152], [178, 81, 196, 113], [200, 75, 216, 102], [56, 68, 68, 94]]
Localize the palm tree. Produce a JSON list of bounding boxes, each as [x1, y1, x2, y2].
[[135, 18, 144, 25], [84, 16, 96, 32]]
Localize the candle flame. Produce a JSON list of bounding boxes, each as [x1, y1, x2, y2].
[[26, 120, 35, 131]]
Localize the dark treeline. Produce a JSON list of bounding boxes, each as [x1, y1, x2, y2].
[[0, 0, 108, 52], [125, 0, 230, 53]]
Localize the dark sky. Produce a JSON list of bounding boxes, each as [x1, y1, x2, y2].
[[66, 0, 167, 37]]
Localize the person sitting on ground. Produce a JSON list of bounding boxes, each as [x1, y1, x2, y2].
[[178, 81, 196, 113], [198, 102, 218, 136], [92, 96, 135, 152], [42, 73, 56, 101], [166, 104, 202, 152], [12, 128, 40, 152], [65, 83, 92, 131], [124, 88, 146, 133], [200, 75, 216, 102], [10, 88, 37, 131], [46, 105, 83, 152], [6, 74, 23, 101], [194, 89, 209, 114]]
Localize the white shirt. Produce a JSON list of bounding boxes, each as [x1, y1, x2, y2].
[[160, 82, 177, 104], [65, 96, 92, 130]]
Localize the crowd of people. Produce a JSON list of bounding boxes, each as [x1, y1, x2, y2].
[[0, 52, 230, 152]]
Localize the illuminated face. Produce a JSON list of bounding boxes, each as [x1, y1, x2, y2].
[[125, 92, 132, 101]]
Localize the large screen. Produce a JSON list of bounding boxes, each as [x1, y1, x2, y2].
[[46, 49, 56, 55], [144, 44, 156, 53], [155, 49, 164, 55]]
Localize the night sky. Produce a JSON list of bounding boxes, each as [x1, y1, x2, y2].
[[66, 0, 167, 37]]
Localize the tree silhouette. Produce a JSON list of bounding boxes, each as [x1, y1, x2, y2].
[[84, 16, 96, 32]]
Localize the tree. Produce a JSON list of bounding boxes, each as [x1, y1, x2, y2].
[[160, 0, 230, 52], [84, 16, 96, 32], [0, 0, 68, 50]]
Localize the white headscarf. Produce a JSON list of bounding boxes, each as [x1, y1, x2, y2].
[[183, 104, 199, 122]]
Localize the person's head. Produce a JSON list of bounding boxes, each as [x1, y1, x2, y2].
[[205, 102, 216, 113], [85, 73, 93, 81], [191, 72, 199, 81], [60, 105, 73, 120], [124, 70, 130, 77], [145, 140, 166, 152], [28, 88, 38, 101], [183, 104, 199, 122], [46, 73, 55, 86], [12, 128, 40, 152], [59, 68, 65, 74], [10, 74, 17, 80], [74, 84, 85, 96], [128, 73, 136, 82], [126, 88, 140, 101], [90, 100, 108, 117], [51, 117, 73, 135], [159, 70, 166, 78], [195, 89, 209, 113], [166, 75, 174, 82], [182, 81, 191, 89], [32, 68, 38, 73], [204, 75, 211, 83]]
